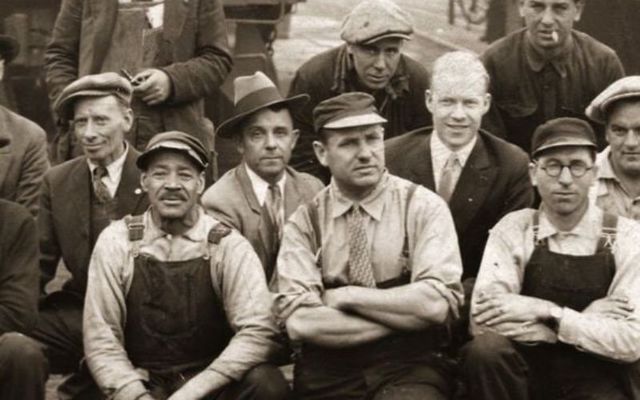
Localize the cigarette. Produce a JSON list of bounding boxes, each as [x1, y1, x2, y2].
[[551, 30, 559, 43]]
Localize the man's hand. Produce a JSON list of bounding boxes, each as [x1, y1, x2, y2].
[[323, 287, 352, 310], [472, 292, 552, 326], [133, 69, 172, 105], [584, 295, 635, 320]]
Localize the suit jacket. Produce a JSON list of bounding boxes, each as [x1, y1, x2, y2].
[[201, 165, 324, 287], [39, 148, 148, 298], [44, 0, 232, 149], [386, 128, 534, 280], [0, 106, 49, 217]]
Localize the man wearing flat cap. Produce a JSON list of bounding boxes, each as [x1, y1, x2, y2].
[[0, 33, 49, 217], [45, 0, 232, 163], [84, 131, 290, 400], [202, 72, 323, 289], [462, 117, 640, 400], [35, 72, 149, 397], [586, 76, 640, 220], [287, 0, 431, 182], [481, 0, 624, 154], [276, 92, 463, 399]]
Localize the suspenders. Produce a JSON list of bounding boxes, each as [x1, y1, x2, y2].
[[531, 211, 618, 252]]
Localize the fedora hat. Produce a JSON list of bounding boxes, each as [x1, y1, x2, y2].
[[0, 34, 19, 63], [216, 71, 309, 138]]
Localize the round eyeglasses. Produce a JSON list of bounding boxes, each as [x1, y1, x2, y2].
[[538, 162, 593, 178]]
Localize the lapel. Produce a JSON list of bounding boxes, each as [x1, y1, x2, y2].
[[236, 165, 271, 255], [163, 0, 189, 44], [283, 167, 303, 218], [67, 158, 92, 240], [409, 132, 436, 190], [448, 134, 497, 234], [0, 116, 12, 193], [91, 0, 119, 73], [114, 148, 145, 214]]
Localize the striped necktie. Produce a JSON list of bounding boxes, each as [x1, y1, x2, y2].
[[92, 166, 112, 204], [347, 205, 376, 288]]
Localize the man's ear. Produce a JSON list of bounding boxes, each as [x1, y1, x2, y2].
[[235, 133, 245, 156], [528, 162, 538, 187], [482, 93, 492, 116], [574, 0, 585, 21], [312, 140, 329, 167], [290, 129, 300, 151], [140, 172, 149, 192], [197, 170, 206, 195], [425, 89, 434, 114], [123, 107, 134, 132]]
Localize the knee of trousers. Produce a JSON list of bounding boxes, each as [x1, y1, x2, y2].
[[0, 332, 47, 370], [243, 364, 291, 400], [461, 332, 517, 370]]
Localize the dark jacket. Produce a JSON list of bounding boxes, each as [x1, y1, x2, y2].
[[386, 128, 534, 279], [39, 149, 148, 298], [0, 200, 39, 334], [45, 0, 232, 151], [288, 44, 431, 181]]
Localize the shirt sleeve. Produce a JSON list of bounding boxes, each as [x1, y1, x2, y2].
[[274, 205, 325, 322], [409, 189, 464, 318], [557, 219, 640, 362], [206, 232, 282, 381], [83, 223, 148, 400]]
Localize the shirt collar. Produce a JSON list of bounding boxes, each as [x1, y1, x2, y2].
[[596, 146, 619, 182], [244, 163, 287, 206], [537, 204, 601, 241], [431, 130, 477, 168], [144, 205, 208, 243], [330, 171, 389, 221], [524, 31, 573, 78], [87, 142, 129, 181]]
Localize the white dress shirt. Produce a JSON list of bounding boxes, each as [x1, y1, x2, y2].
[[87, 143, 129, 198], [244, 163, 286, 222]]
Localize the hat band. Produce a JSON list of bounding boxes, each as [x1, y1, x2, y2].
[[234, 87, 287, 117]]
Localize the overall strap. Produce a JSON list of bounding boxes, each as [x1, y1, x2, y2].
[[125, 214, 145, 258], [401, 183, 418, 258], [531, 210, 544, 246], [596, 212, 618, 252]]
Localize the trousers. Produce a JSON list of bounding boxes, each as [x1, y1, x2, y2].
[[0, 332, 49, 400]]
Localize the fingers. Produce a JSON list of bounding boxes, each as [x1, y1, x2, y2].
[[473, 305, 504, 326]]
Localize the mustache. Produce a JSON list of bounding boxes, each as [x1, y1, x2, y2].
[[159, 191, 188, 201]]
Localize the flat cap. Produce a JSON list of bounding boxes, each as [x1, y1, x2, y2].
[[0, 35, 19, 63], [54, 72, 132, 121], [137, 131, 209, 171], [313, 92, 387, 133], [586, 76, 640, 124], [341, 0, 413, 45], [531, 117, 597, 157]]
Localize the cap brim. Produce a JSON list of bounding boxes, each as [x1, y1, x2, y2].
[[324, 113, 387, 129], [533, 139, 597, 156], [594, 91, 640, 123], [216, 94, 309, 139], [137, 143, 208, 170], [55, 89, 121, 119], [361, 33, 412, 45]]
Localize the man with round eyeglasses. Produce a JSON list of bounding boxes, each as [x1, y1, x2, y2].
[[461, 117, 640, 400]]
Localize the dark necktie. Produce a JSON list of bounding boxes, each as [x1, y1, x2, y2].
[[93, 166, 112, 204], [347, 205, 376, 288], [265, 184, 283, 241]]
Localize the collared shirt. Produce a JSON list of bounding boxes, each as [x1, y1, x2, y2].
[[430, 131, 477, 192], [87, 143, 129, 198], [244, 163, 287, 222], [83, 207, 280, 400], [275, 172, 463, 321], [481, 29, 624, 153], [591, 147, 640, 220], [472, 206, 640, 362]]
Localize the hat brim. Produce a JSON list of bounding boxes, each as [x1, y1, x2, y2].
[[216, 94, 309, 139], [0, 35, 19, 63], [592, 91, 640, 124], [137, 145, 208, 171], [323, 113, 387, 130], [533, 139, 598, 157], [361, 33, 412, 45]]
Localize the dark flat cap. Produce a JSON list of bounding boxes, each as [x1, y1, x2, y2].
[[0, 35, 19, 63], [54, 72, 133, 121], [531, 117, 597, 157], [313, 92, 387, 133], [137, 131, 209, 171], [586, 76, 640, 124], [341, 0, 413, 45]]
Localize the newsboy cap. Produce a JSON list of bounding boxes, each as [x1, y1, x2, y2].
[[586, 76, 640, 124], [54, 72, 133, 121], [341, 0, 413, 45], [313, 92, 387, 133], [531, 117, 597, 157], [0, 34, 19, 63], [137, 131, 209, 171]]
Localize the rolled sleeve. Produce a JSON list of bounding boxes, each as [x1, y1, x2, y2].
[[274, 206, 325, 321], [206, 232, 281, 381]]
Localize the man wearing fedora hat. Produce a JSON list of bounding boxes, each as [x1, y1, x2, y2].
[[35, 72, 149, 398], [0, 33, 49, 217], [202, 72, 323, 289], [84, 131, 289, 400], [463, 117, 640, 400], [287, 0, 431, 182], [276, 92, 463, 399], [586, 76, 640, 221]]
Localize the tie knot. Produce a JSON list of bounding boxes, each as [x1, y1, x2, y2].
[[94, 166, 108, 179], [446, 153, 460, 168]]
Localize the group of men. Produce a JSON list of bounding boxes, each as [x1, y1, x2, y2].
[[2, 0, 640, 399]]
